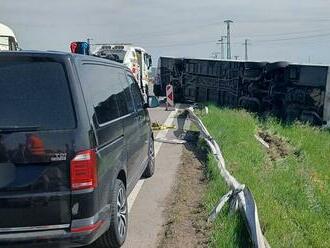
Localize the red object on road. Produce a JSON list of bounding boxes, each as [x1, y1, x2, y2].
[[166, 84, 174, 110]]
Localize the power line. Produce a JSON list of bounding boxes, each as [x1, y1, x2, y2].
[[128, 30, 330, 49], [147, 40, 216, 48], [135, 27, 330, 45], [233, 27, 330, 38], [237, 18, 330, 23], [83, 21, 330, 46], [118, 21, 330, 41], [116, 20, 224, 40], [254, 32, 330, 43]]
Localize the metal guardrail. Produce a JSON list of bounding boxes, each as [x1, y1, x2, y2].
[[186, 106, 270, 248]]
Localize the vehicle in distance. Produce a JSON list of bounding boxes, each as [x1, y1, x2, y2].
[[0, 51, 155, 247], [155, 56, 330, 126], [0, 23, 18, 51], [93, 44, 153, 95]]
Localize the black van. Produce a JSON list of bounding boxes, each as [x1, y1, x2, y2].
[[0, 51, 155, 247]]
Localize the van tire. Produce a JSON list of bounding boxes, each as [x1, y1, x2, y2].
[[92, 179, 127, 248], [143, 135, 155, 178]]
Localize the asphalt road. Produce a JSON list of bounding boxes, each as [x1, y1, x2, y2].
[[122, 104, 188, 248]]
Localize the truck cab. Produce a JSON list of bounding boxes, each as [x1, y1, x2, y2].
[[0, 23, 18, 51], [93, 44, 152, 95]]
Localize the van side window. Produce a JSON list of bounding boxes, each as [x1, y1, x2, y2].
[[116, 89, 129, 116], [80, 64, 123, 125], [127, 75, 144, 110], [118, 72, 135, 113]]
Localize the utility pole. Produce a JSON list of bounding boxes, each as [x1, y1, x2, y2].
[[86, 38, 93, 47], [243, 39, 251, 61], [218, 35, 227, 59], [221, 36, 227, 59], [216, 40, 221, 59], [86, 38, 93, 54], [224, 20, 233, 59]]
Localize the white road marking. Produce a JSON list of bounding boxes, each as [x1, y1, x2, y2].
[[127, 108, 179, 213]]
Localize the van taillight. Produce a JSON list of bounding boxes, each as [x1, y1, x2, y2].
[[70, 150, 98, 191]]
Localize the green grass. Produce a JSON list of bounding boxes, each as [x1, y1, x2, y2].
[[199, 105, 330, 248]]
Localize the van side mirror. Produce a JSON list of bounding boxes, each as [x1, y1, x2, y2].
[[147, 96, 160, 108]]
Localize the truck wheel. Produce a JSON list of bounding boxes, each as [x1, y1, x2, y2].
[[93, 179, 127, 248], [143, 134, 155, 178]]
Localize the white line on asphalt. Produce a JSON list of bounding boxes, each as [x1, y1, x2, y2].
[[127, 108, 179, 213]]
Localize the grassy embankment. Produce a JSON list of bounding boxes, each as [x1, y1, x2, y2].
[[199, 105, 330, 247]]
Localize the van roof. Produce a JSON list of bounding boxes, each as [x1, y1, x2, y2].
[[0, 50, 128, 68]]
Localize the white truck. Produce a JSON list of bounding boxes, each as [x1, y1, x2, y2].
[[93, 44, 152, 94], [0, 23, 18, 51]]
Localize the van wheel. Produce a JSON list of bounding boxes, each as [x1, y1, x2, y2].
[[143, 135, 155, 178], [93, 179, 127, 248]]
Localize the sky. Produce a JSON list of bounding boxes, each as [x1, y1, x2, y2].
[[1, 0, 330, 64]]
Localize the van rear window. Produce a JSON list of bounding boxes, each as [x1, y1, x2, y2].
[[0, 59, 76, 130]]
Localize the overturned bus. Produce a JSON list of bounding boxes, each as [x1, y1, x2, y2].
[[154, 57, 330, 126]]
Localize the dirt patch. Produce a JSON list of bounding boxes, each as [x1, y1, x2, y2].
[[158, 143, 210, 248], [258, 130, 292, 161]]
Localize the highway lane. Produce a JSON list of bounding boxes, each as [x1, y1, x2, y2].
[[123, 105, 188, 248]]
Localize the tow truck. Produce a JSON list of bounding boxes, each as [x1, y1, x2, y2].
[[93, 43, 153, 95]]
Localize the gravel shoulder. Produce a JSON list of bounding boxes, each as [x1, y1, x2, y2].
[[158, 143, 210, 248]]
